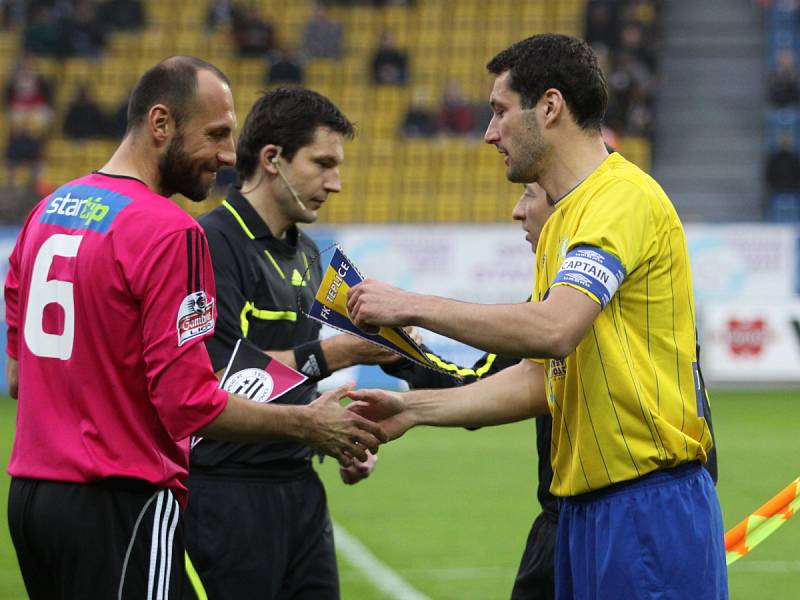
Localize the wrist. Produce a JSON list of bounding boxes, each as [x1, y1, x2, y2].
[[402, 292, 426, 327], [294, 340, 331, 381], [290, 404, 316, 445], [403, 392, 424, 427]]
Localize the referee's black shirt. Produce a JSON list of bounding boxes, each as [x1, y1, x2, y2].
[[190, 188, 323, 476]]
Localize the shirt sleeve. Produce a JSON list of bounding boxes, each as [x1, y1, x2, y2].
[[4, 238, 20, 360], [128, 226, 227, 441], [202, 224, 248, 371], [381, 344, 520, 389], [568, 179, 654, 276], [551, 179, 654, 307]]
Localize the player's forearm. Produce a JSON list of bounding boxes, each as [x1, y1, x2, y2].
[[405, 294, 563, 358], [268, 340, 336, 379], [319, 334, 358, 371], [197, 393, 311, 443], [403, 361, 548, 428], [264, 339, 354, 374], [266, 349, 297, 368]]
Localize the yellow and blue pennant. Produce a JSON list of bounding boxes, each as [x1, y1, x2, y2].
[[308, 247, 437, 370]]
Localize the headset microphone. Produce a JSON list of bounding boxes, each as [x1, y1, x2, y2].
[[271, 147, 307, 210]]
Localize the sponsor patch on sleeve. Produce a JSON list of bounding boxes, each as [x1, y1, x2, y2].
[[176, 291, 215, 346], [552, 245, 626, 308]]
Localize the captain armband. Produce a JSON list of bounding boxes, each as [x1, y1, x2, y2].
[[552, 245, 626, 309], [294, 340, 331, 381]]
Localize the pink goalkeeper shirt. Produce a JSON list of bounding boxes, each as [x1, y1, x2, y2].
[[4, 172, 228, 505]]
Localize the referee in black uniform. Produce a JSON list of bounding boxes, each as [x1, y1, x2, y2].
[[185, 88, 400, 599]]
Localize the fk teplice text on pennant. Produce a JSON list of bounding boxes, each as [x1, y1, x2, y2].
[[308, 246, 438, 371]]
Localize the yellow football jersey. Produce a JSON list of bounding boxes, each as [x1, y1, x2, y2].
[[533, 153, 714, 497]]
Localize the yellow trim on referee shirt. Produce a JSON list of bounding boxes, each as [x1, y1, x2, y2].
[[240, 301, 297, 336], [425, 352, 498, 378], [222, 200, 256, 240], [263, 249, 286, 279]]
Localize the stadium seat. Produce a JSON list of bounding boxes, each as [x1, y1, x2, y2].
[[8, 0, 600, 223]]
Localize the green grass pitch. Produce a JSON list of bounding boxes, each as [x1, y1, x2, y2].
[[0, 390, 797, 599]]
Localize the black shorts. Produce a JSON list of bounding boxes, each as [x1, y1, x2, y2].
[[8, 477, 188, 600], [510, 511, 558, 600], [184, 468, 338, 600]]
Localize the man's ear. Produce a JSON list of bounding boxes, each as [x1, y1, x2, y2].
[[260, 144, 282, 175], [541, 88, 565, 127], [148, 104, 172, 144]]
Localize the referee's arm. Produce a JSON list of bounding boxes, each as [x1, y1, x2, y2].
[[382, 344, 519, 390]]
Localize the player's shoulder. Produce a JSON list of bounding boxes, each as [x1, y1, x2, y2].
[[63, 172, 200, 237]]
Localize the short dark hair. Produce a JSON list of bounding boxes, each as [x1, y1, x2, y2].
[[486, 34, 607, 131], [126, 56, 230, 132], [236, 88, 355, 182]]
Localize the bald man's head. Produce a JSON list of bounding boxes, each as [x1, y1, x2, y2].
[[126, 56, 230, 133]]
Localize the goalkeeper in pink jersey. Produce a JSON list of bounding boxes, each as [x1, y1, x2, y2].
[[4, 56, 385, 600]]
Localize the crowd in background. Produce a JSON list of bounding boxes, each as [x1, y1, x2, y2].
[[399, 0, 661, 144], [763, 0, 800, 220], [2, 0, 144, 202], [2, 0, 663, 219]]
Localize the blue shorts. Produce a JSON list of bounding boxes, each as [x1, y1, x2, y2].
[[555, 462, 728, 600]]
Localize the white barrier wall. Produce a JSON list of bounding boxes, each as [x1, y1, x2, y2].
[[700, 302, 800, 383], [314, 223, 800, 387], [0, 223, 797, 391], [685, 224, 800, 384], [685, 224, 798, 304]]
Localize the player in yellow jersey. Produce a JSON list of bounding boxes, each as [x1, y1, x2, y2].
[[346, 34, 726, 599]]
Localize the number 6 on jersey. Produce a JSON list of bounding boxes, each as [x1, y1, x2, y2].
[[23, 233, 83, 360]]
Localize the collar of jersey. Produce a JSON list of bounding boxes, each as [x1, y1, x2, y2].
[[551, 152, 620, 207], [224, 187, 299, 248]]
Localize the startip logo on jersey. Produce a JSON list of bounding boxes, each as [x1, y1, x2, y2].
[[39, 185, 133, 234], [177, 291, 215, 346], [307, 246, 438, 371]]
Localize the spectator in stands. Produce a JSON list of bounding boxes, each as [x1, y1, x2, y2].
[[22, 5, 62, 57], [232, 7, 276, 57], [301, 1, 343, 59], [266, 49, 305, 85], [371, 31, 408, 85], [585, 0, 620, 51], [768, 48, 800, 107], [205, 0, 238, 34], [622, 82, 653, 136], [98, 0, 144, 32], [63, 0, 107, 58], [608, 51, 654, 131], [63, 82, 106, 139], [106, 92, 130, 139], [5, 56, 53, 132], [2, 0, 25, 28], [619, 21, 657, 72], [401, 90, 436, 138], [622, 0, 658, 44], [5, 122, 43, 191], [436, 81, 475, 137], [765, 132, 800, 195]]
